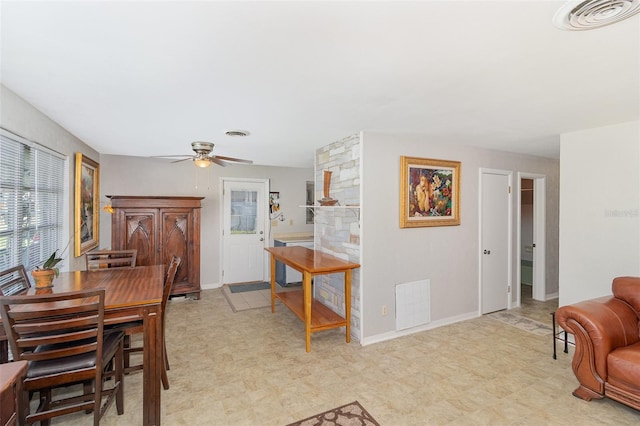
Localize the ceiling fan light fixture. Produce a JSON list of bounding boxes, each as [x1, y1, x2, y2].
[[553, 0, 640, 30], [193, 158, 211, 168]]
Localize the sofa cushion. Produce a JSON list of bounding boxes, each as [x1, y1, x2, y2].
[[607, 342, 640, 395]]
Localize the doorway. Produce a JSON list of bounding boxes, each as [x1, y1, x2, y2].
[[221, 178, 270, 284], [479, 169, 512, 314], [517, 173, 546, 305]]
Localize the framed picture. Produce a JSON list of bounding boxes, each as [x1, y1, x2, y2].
[[400, 156, 461, 228], [74, 153, 100, 256], [269, 192, 280, 214]]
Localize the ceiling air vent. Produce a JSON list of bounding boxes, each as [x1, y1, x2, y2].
[[224, 129, 250, 137], [553, 0, 640, 30]]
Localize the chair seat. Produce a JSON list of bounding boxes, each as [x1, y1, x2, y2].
[[608, 342, 640, 394], [28, 332, 124, 378]]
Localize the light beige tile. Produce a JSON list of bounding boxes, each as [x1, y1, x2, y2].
[[32, 288, 640, 425]]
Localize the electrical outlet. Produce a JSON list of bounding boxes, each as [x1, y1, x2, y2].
[[382, 305, 388, 316], [289, 219, 294, 226], [271, 220, 278, 227]]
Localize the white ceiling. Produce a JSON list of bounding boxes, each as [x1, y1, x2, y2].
[[1, 1, 638, 168]]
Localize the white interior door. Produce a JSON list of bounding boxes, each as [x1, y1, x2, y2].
[[480, 170, 511, 314], [222, 179, 269, 284]]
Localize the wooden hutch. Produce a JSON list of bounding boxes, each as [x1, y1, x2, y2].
[[108, 196, 203, 299]]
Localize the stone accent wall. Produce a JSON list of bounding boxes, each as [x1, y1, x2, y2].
[[314, 133, 361, 340]]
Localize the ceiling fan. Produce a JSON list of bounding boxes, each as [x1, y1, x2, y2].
[[155, 141, 253, 168]]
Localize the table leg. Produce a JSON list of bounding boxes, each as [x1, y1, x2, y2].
[[143, 307, 162, 426], [303, 271, 312, 353], [270, 255, 277, 313], [344, 270, 351, 344]]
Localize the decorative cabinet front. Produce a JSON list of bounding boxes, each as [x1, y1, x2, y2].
[[109, 196, 203, 299]]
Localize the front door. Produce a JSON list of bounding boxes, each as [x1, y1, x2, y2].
[[480, 170, 511, 314], [222, 179, 269, 284]]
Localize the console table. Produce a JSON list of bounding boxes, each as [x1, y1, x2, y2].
[[265, 246, 360, 352]]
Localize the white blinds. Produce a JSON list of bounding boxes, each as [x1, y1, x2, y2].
[[0, 130, 65, 273]]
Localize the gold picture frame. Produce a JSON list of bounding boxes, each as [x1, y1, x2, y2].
[[400, 156, 461, 228], [74, 152, 100, 256]]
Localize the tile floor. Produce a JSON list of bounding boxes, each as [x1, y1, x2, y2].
[[48, 285, 640, 425], [222, 282, 300, 312]]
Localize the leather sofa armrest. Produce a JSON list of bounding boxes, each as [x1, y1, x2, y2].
[[556, 296, 640, 395]]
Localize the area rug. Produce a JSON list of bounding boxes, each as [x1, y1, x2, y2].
[[488, 311, 552, 336], [287, 401, 380, 426], [228, 281, 271, 293], [221, 284, 270, 312]]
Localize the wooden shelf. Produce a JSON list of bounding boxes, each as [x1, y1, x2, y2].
[[299, 205, 360, 208], [276, 290, 347, 331]]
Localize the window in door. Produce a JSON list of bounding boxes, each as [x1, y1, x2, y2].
[[230, 190, 258, 234]]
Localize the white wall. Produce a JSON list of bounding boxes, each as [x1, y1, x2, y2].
[[360, 132, 560, 341], [99, 154, 313, 288], [559, 121, 640, 306], [521, 204, 534, 262], [0, 85, 100, 272]]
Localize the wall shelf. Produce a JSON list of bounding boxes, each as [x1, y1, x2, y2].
[[299, 205, 360, 209], [300, 205, 360, 224]]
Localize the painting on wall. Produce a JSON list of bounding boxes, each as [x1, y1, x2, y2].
[[269, 192, 280, 214], [74, 152, 100, 256], [400, 156, 461, 228]]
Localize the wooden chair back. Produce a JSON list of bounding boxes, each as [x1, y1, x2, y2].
[[0, 289, 109, 422], [86, 249, 137, 270], [0, 265, 31, 296]]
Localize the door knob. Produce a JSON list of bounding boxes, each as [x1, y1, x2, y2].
[[483, 249, 491, 255], [260, 238, 264, 241]]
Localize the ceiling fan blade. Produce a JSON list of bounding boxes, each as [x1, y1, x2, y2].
[[150, 154, 193, 159], [208, 157, 228, 167], [170, 157, 193, 164], [213, 155, 253, 164]]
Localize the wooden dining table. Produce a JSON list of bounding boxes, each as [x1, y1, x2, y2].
[[0, 265, 165, 426]]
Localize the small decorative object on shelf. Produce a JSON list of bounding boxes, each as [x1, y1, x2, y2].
[[320, 170, 338, 206]]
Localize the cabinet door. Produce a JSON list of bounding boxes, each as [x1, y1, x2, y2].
[[120, 209, 158, 266], [160, 209, 192, 290]]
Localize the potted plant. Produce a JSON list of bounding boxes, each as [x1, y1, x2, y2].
[[31, 250, 64, 289]]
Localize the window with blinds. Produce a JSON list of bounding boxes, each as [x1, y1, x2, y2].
[[0, 130, 65, 274]]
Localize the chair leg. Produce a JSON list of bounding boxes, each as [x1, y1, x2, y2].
[[40, 389, 52, 426], [83, 380, 95, 414], [161, 334, 170, 390], [164, 338, 170, 371], [161, 361, 170, 390], [115, 339, 124, 415], [123, 334, 131, 371]]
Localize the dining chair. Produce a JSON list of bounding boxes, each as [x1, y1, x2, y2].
[[0, 289, 125, 426], [0, 265, 31, 296], [85, 249, 137, 270], [107, 255, 181, 390], [0, 265, 31, 363]]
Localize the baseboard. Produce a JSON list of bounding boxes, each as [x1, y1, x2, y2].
[[361, 311, 479, 346], [201, 282, 222, 290]]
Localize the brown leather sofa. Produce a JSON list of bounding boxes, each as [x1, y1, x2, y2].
[[556, 276, 640, 410]]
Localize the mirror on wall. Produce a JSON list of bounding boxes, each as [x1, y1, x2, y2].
[[306, 181, 314, 224]]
